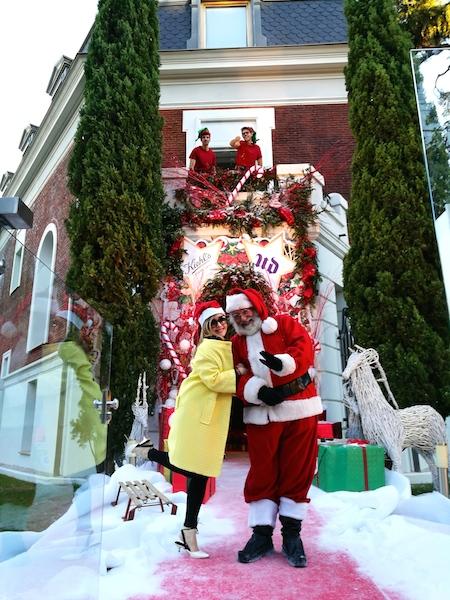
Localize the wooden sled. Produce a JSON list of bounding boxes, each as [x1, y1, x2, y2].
[[111, 479, 177, 521]]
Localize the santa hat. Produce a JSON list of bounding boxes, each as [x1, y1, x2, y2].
[[196, 127, 211, 140], [225, 288, 277, 334], [194, 300, 225, 328]]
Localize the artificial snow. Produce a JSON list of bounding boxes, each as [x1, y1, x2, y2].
[[0, 458, 449, 600]]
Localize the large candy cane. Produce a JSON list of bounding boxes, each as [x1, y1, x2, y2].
[[160, 321, 187, 379], [227, 165, 265, 204]]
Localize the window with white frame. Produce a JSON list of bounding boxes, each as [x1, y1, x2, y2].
[[27, 224, 57, 351], [1, 350, 11, 378], [9, 229, 26, 293], [20, 380, 37, 455], [201, 2, 252, 49]]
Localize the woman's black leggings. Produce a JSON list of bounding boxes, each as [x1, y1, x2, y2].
[[148, 448, 208, 529]]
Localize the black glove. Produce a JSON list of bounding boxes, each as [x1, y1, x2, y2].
[[257, 385, 285, 406], [259, 350, 283, 372]]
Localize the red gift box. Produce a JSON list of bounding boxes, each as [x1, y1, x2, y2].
[[317, 421, 343, 439]]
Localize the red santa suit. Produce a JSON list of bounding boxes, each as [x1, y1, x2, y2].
[[227, 289, 322, 528]]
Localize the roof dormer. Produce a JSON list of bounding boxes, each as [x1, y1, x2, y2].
[[19, 124, 39, 154], [46, 55, 73, 98], [0, 171, 14, 193]]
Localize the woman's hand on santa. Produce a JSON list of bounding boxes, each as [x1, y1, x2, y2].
[[259, 350, 283, 372], [235, 363, 248, 376], [257, 385, 285, 406]]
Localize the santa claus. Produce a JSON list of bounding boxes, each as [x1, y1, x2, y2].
[[226, 287, 322, 568]]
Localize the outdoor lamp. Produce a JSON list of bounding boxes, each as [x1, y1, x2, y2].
[[0, 196, 33, 230]]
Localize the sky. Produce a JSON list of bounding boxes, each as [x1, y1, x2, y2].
[[0, 1, 98, 183], [1, 456, 450, 600]]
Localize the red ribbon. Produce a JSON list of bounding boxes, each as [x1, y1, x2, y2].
[[346, 438, 369, 445], [361, 446, 369, 490]]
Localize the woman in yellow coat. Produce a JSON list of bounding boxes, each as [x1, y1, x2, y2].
[[134, 301, 236, 558]]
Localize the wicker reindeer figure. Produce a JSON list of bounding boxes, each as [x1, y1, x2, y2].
[[342, 346, 447, 490]]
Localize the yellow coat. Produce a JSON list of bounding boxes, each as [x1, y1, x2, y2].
[[168, 338, 236, 477]]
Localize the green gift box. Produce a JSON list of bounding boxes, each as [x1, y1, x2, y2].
[[314, 443, 385, 492]]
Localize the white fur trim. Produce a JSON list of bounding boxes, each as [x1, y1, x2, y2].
[[225, 294, 252, 313], [279, 497, 308, 520], [246, 330, 272, 384], [243, 376, 266, 405], [248, 499, 278, 527], [261, 316, 278, 334], [243, 395, 323, 425], [275, 354, 297, 376], [198, 307, 225, 327]]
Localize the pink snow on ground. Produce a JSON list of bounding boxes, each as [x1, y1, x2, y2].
[[130, 453, 405, 600]]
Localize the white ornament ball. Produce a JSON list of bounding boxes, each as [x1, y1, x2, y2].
[[159, 359, 172, 371], [178, 339, 191, 354]]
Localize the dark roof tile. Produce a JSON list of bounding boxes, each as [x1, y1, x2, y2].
[[158, 1, 347, 51], [159, 5, 191, 50], [261, 0, 347, 46]]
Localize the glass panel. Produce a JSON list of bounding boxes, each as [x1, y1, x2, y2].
[[411, 48, 450, 221], [0, 230, 111, 599], [411, 48, 450, 315], [205, 6, 248, 49]]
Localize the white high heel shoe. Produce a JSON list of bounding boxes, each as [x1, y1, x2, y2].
[[175, 527, 209, 559]]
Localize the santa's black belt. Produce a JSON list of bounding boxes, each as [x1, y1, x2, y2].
[[273, 373, 312, 397]]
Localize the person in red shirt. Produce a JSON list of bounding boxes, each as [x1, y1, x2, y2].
[[189, 128, 217, 175], [229, 126, 263, 169]]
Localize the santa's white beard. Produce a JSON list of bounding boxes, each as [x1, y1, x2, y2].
[[230, 314, 262, 336]]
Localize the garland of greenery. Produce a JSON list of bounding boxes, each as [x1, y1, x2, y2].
[[200, 263, 274, 310], [168, 169, 321, 306]]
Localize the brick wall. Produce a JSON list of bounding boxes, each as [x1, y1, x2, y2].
[[0, 152, 74, 370], [273, 104, 354, 199], [162, 110, 185, 168]]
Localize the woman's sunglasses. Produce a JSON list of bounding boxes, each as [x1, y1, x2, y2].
[[210, 316, 227, 327]]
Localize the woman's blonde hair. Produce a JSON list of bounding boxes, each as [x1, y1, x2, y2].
[[198, 313, 227, 343]]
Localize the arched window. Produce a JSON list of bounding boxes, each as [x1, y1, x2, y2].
[[27, 224, 57, 351]]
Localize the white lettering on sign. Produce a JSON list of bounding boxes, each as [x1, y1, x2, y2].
[[182, 252, 212, 276]]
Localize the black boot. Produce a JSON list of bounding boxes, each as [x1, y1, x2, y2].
[[280, 516, 307, 568], [237, 525, 274, 563]]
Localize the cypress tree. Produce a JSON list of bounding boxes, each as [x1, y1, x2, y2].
[[66, 0, 164, 463], [343, 0, 450, 415]]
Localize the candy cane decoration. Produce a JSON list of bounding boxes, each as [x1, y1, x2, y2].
[[227, 165, 265, 204], [160, 321, 187, 379]]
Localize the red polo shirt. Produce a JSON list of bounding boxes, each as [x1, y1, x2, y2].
[[189, 146, 217, 174], [235, 142, 262, 169]]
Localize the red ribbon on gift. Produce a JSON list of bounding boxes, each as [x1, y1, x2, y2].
[[346, 440, 369, 489]]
